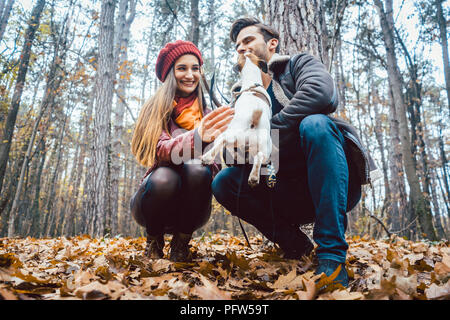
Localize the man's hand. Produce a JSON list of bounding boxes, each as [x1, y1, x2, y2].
[[198, 106, 234, 143]]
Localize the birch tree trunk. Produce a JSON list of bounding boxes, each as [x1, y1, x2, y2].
[[0, 0, 45, 195], [265, 0, 330, 68], [110, 0, 135, 236], [436, 0, 450, 112], [374, 0, 437, 240], [85, 0, 116, 237]]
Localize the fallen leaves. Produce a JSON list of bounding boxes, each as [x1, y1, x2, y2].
[[0, 233, 448, 300]]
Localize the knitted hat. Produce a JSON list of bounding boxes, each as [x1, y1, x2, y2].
[[155, 40, 203, 82]]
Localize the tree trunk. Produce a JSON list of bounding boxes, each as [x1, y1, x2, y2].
[[208, 0, 215, 69], [265, 0, 330, 68], [387, 85, 407, 233], [29, 138, 46, 237], [0, 0, 45, 195], [396, 29, 433, 210], [372, 86, 392, 228], [436, 0, 450, 112], [374, 0, 437, 240], [189, 0, 200, 46], [0, 0, 14, 43], [435, 100, 450, 219], [110, 0, 136, 236], [85, 0, 116, 237], [140, 5, 156, 103], [79, 88, 96, 235]]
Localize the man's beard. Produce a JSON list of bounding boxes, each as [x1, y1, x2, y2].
[[252, 45, 269, 62]]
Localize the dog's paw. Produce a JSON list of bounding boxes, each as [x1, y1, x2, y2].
[[201, 154, 214, 165], [248, 175, 260, 188]]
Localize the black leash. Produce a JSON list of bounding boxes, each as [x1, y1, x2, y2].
[[237, 165, 252, 249], [201, 63, 231, 110], [201, 73, 221, 109]]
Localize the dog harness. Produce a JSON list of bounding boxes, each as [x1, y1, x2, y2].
[[230, 83, 272, 109]]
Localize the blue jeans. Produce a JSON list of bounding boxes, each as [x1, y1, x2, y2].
[[212, 114, 361, 263]]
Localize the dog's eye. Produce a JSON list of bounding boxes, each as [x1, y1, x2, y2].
[[250, 124, 255, 129]]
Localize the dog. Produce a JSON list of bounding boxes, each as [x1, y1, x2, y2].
[[201, 52, 272, 187]]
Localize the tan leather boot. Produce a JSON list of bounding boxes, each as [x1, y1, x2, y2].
[[169, 233, 192, 262], [144, 235, 164, 259]]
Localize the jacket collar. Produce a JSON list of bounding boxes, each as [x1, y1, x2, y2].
[[267, 53, 291, 77]]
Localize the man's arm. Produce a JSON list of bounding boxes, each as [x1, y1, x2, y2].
[[271, 53, 338, 129]]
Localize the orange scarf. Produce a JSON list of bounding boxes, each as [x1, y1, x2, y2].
[[172, 94, 202, 130]]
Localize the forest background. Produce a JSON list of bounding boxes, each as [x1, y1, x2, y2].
[[0, 0, 449, 243]]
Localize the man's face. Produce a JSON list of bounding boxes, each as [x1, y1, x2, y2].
[[235, 25, 277, 62]]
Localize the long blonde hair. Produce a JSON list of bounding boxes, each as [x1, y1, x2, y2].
[[131, 67, 204, 168]]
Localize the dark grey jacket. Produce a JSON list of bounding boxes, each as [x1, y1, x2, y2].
[[232, 53, 381, 186]]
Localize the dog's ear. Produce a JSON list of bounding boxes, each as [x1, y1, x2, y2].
[[258, 60, 268, 73], [232, 63, 240, 74], [233, 54, 246, 74]]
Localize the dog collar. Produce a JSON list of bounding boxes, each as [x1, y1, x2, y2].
[[230, 83, 272, 109]]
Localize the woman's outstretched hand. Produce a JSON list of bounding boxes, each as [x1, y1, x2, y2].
[[197, 106, 234, 143]]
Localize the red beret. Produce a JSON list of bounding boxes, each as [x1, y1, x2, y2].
[[155, 40, 203, 82]]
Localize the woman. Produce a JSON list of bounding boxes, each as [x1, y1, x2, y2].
[[130, 40, 234, 262]]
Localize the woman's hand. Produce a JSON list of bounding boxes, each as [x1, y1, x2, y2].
[[197, 106, 234, 143]]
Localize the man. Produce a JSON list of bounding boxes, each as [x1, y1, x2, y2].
[[212, 17, 380, 287]]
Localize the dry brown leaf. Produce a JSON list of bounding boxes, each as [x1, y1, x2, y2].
[[269, 269, 297, 290], [425, 282, 450, 300], [295, 278, 317, 300], [74, 280, 127, 300], [412, 242, 428, 253], [320, 289, 364, 300], [152, 259, 172, 273], [0, 287, 17, 300], [393, 274, 417, 295], [434, 254, 450, 276], [191, 273, 231, 300]]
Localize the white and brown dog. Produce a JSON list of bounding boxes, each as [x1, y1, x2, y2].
[[201, 52, 272, 187]]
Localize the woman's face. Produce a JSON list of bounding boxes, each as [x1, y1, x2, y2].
[[173, 54, 201, 97]]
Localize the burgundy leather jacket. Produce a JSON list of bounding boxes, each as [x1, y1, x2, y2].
[[141, 106, 219, 183]]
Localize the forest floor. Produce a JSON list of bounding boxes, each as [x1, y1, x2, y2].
[[0, 232, 449, 300]]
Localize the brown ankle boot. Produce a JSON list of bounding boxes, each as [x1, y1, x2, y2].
[[145, 235, 164, 259], [169, 233, 192, 262]]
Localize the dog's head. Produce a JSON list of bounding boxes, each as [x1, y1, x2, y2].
[[233, 52, 268, 74]]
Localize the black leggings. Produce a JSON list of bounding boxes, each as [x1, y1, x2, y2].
[[138, 163, 212, 237]]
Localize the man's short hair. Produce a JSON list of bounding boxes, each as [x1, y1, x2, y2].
[[229, 17, 280, 53]]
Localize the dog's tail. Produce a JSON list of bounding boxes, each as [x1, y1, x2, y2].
[[251, 109, 262, 128]]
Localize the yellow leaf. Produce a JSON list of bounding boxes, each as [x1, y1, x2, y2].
[[315, 264, 342, 290]]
